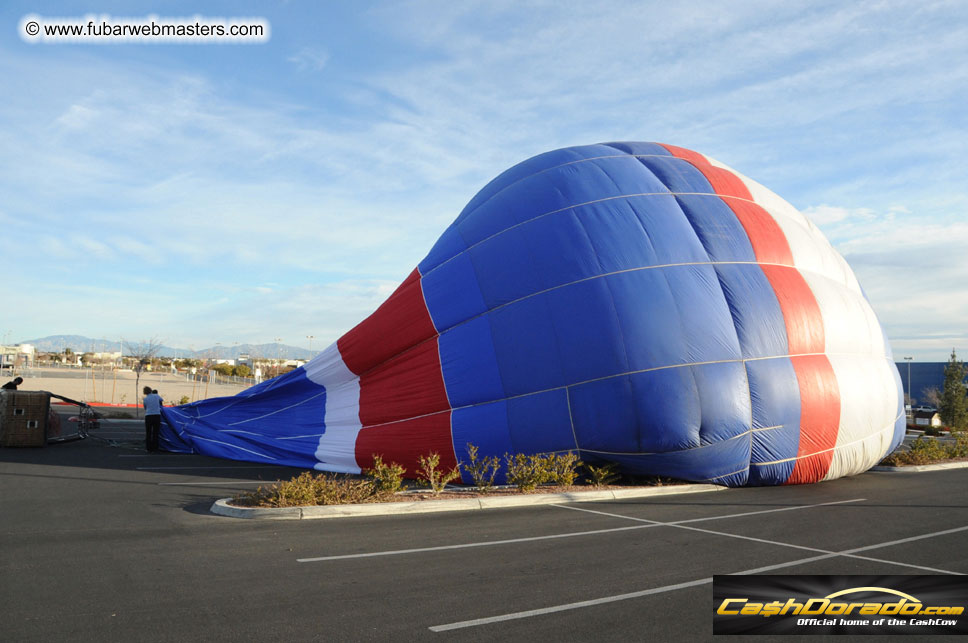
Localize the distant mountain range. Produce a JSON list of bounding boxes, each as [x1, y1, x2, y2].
[[19, 335, 318, 360]]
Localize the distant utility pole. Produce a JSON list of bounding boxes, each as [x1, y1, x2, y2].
[[306, 335, 315, 355]]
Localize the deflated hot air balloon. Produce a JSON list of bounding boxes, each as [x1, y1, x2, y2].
[[161, 142, 905, 486]]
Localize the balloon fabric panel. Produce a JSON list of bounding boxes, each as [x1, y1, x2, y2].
[[161, 142, 904, 488]]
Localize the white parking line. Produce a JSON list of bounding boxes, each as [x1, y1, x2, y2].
[[429, 524, 968, 632], [298, 524, 657, 562], [118, 454, 195, 457], [430, 577, 714, 632], [137, 465, 286, 470], [296, 499, 862, 563], [555, 503, 961, 575], [158, 480, 279, 486]]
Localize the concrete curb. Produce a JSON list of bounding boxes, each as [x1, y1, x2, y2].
[[871, 461, 968, 473], [210, 483, 725, 520]]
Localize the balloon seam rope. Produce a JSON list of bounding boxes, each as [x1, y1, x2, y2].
[[453, 150, 809, 251], [348, 258, 879, 385], [429, 260, 874, 360], [356, 357, 898, 431], [225, 389, 327, 426], [750, 412, 903, 466], [428, 189, 818, 283], [457, 152, 660, 225], [188, 434, 277, 460], [564, 386, 580, 453]]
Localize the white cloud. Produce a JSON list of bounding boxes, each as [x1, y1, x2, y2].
[[2, 1, 965, 357], [287, 47, 330, 71], [812, 207, 968, 360]]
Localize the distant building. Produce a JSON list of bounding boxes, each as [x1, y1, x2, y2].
[[895, 361, 968, 404], [1, 344, 34, 370], [912, 410, 942, 428]]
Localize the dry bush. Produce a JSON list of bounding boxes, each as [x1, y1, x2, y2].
[[233, 471, 377, 507], [463, 443, 501, 493], [417, 452, 462, 495]]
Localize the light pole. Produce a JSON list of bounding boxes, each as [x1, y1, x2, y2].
[[306, 335, 315, 356], [904, 356, 913, 407]]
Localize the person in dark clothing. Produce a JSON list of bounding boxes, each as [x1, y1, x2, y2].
[[142, 385, 164, 451], [2, 376, 23, 390]]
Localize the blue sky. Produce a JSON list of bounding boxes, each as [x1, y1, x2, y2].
[[1, 0, 965, 358]]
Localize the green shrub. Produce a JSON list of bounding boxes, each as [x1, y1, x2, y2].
[[584, 462, 621, 487], [545, 451, 583, 486], [463, 443, 501, 493], [416, 452, 462, 495], [505, 453, 551, 492], [882, 436, 958, 466], [951, 431, 968, 458], [178, 395, 190, 405], [366, 455, 405, 498]]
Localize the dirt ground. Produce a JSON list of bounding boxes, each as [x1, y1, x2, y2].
[[8, 366, 249, 406]]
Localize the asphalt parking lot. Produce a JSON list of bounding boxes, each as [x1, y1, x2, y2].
[[2, 417, 967, 642]]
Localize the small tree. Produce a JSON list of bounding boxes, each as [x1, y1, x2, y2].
[[921, 386, 942, 409], [124, 338, 163, 417], [939, 349, 968, 430], [213, 364, 234, 377]]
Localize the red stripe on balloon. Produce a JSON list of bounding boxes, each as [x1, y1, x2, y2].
[[337, 266, 456, 473], [662, 143, 840, 484], [784, 355, 841, 484], [337, 268, 438, 376], [358, 336, 450, 426], [355, 411, 456, 477], [723, 200, 794, 267], [659, 143, 753, 200], [759, 265, 825, 355]]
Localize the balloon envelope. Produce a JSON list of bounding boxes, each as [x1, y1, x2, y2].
[[162, 142, 905, 486]]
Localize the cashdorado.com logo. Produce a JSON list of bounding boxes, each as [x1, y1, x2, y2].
[[713, 576, 968, 635]]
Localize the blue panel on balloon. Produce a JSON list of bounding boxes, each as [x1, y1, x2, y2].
[[458, 171, 572, 246], [576, 199, 661, 274], [419, 224, 469, 275], [602, 141, 672, 157], [545, 278, 629, 384], [519, 209, 602, 293], [546, 158, 635, 208], [571, 155, 670, 198], [457, 144, 625, 223], [596, 433, 749, 484], [569, 375, 639, 453], [745, 357, 802, 469], [469, 225, 540, 309], [631, 368, 701, 452], [161, 373, 326, 470], [714, 264, 789, 359], [626, 195, 708, 265], [636, 155, 715, 194], [662, 264, 742, 364], [507, 388, 575, 455], [488, 293, 566, 397], [605, 270, 688, 372], [748, 460, 794, 487], [675, 194, 757, 263], [439, 315, 505, 407], [451, 399, 512, 463], [422, 251, 488, 332], [691, 362, 751, 445]]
